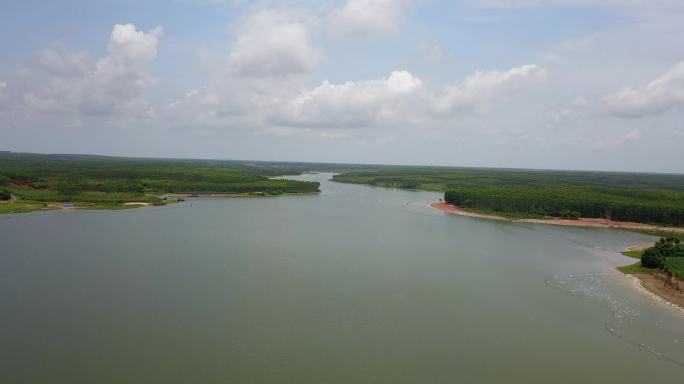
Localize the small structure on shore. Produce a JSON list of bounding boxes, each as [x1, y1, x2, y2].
[[12, 179, 31, 186]]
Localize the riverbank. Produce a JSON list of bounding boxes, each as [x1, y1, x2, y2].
[[630, 272, 684, 310], [0, 152, 322, 216], [430, 202, 684, 234], [432, 201, 684, 310], [0, 191, 322, 215], [429, 202, 510, 221], [618, 248, 684, 311]]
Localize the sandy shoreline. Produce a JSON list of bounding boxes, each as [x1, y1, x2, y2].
[[430, 202, 684, 233], [430, 202, 510, 221], [431, 201, 684, 310], [628, 273, 684, 312]]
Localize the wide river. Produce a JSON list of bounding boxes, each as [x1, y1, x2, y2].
[[1, 173, 683, 383]]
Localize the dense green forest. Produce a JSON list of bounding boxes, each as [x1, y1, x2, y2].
[[333, 167, 684, 226], [0, 152, 320, 213], [444, 186, 684, 225], [333, 167, 684, 191]]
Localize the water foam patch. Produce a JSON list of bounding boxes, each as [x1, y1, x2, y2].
[[547, 272, 684, 368]]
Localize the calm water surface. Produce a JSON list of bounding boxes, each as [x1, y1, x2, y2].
[[1, 173, 683, 383]]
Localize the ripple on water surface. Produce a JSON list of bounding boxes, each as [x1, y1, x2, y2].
[[547, 272, 684, 367]]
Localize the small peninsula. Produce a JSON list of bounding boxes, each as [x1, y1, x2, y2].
[[0, 152, 320, 214]]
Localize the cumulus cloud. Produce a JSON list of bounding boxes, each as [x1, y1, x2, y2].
[[12, 24, 162, 117], [228, 10, 320, 76], [39, 46, 92, 77], [433, 65, 548, 113], [328, 0, 409, 37], [108, 24, 163, 65], [603, 62, 684, 118], [272, 65, 547, 129], [273, 70, 423, 128]]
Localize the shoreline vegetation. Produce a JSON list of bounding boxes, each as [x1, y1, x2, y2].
[[334, 168, 684, 227], [618, 241, 684, 310], [334, 167, 684, 288], [430, 202, 684, 234], [0, 152, 321, 215]]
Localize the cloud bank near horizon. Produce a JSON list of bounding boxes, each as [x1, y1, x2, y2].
[[0, 0, 683, 172]]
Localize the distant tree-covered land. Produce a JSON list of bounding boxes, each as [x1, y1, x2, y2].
[[333, 167, 684, 226], [0, 152, 320, 214], [443, 186, 684, 225]]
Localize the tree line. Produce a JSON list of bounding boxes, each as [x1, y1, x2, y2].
[[444, 186, 684, 225]]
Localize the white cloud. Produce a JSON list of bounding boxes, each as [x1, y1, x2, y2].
[[434, 65, 548, 113], [603, 62, 684, 118], [11, 24, 162, 117], [272, 65, 547, 129], [328, 0, 409, 37], [228, 9, 320, 76], [274, 70, 423, 128], [39, 46, 92, 77], [108, 24, 163, 66]]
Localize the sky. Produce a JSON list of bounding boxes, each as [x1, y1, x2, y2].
[[1, 0, 683, 172]]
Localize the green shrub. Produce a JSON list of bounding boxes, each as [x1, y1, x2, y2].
[[559, 210, 581, 220], [641, 249, 664, 269]]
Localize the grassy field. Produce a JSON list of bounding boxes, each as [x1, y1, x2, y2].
[[622, 249, 646, 259], [618, 262, 652, 275], [664, 258, 684, 280], [618, 249, 650, 274], [618, 243, 684, 280], [0, 152, 321, 214], [624, 228, 684, 241]]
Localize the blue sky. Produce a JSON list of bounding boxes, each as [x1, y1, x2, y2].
[[1, 0, 683, 172]]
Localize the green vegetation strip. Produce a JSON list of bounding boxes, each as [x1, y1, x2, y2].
[[333, 167, 684, 226], [617, 261, 652, 275], [0, 153, 321, 214]]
